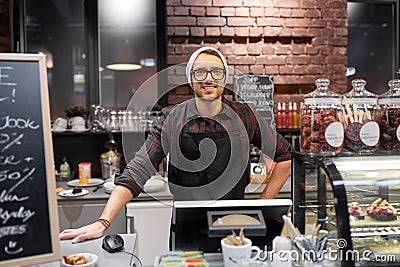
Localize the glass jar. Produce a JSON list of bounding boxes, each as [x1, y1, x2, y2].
[[301, 78, 344, 155], [377, 79, 400, 152], [341, 79, 379, 153]]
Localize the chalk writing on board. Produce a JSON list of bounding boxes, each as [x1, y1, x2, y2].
[[0, 88, 15, 103], [234, 75, 274, 107], [0, 55, 59, 266], [234, 74, 274, 128], [5, 241, 23, 255], [0, 67, 16, 104], [0, 61, 49, 259]]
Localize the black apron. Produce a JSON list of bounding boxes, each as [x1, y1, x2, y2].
[[168, 118, 250, 201]]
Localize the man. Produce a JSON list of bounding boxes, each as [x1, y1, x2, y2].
[[60, 47, 293, 243]]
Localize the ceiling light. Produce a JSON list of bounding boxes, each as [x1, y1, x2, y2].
[[106, 63, 142, 71]]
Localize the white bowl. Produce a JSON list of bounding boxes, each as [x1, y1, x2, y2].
[[62, 252, 98, 267], [103, 181, 115, 193], [143, 178, 165, 193]]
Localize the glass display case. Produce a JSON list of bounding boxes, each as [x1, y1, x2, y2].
[[292, 152, 400, 267]]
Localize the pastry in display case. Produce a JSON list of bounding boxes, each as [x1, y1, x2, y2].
[[292, 152, 400, 267], [300, 78, 344, 155], [341, 79, 379, 154], [377, 79, 400, 152]]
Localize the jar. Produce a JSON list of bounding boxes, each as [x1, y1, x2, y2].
[[341, 79, 379, 153], [377, 79, 400, 152], [301, 78, 344, 155]]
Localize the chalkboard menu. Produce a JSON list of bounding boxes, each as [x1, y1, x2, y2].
[[233, 75, 274, 128], [0, 54, 60, 266]]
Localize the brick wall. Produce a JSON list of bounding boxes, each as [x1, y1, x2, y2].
[[0, 0, 11, 52], [167, 0, 348, 105]]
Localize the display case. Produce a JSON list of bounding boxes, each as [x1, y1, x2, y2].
[[292, 152, 400, 267]]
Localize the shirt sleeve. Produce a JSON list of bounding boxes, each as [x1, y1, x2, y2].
[[114, 110, 169, 197], [246, 104, 293, 162]]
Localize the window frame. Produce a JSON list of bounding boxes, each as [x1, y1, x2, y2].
[[347, 0, 399, 83], [13, 0, 167, 113]]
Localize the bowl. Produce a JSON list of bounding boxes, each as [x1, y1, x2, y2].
[[103, 181, 115, 193], [62, 252, 98, 267], [143, 178, 165, 193]]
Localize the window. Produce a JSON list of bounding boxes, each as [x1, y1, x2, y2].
[[24, 0, 86, 119], [347, 1, 399, 94], [20, 0, 165, 119], [98, 0, 157, 111]]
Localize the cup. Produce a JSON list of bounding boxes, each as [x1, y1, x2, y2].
[[71, 124, 86, 131], [221, 237, 261, 267], [53, 117, 68, 131], [68, 116, 86, 127]]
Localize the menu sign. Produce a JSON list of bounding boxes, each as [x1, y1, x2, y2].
[[234, 75, 274, 128], [0, 54, 60, 266]]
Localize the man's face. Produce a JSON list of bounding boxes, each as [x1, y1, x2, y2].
[[191, 53, 225, 101]]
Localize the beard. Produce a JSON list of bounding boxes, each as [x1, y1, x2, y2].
[[193, 85, 224, 100]]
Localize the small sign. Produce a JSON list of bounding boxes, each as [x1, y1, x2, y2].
[[234, 75, 274, 128], [0, 54, 60, 266]]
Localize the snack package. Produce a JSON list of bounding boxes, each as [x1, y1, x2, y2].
[[78, 162, 92, 184], [159, 251, 208, 267]]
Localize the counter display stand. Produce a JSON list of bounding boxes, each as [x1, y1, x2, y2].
[[292, 152, 400, 267]]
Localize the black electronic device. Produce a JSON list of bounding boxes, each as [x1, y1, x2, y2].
[[102, 234, 125, 253], [170, 199, 292, 252]]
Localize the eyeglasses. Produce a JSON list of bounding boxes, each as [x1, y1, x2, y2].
[[191, 68, 226, 81]]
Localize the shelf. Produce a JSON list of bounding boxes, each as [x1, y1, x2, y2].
[[276, 128, 300, 135], [52, 130, 149, 136]]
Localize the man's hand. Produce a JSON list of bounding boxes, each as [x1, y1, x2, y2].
[[60, 185, 134, 243], [59, 221, 106, 243]]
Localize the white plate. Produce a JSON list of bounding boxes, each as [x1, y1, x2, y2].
[[62, 252, 98, 267], [67, 178, 105, 188], [59, 189, 89, 197], [52, 128, 67, 133], [70, 128, 90, 133]]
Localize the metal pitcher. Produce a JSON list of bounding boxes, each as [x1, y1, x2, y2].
[[100, 150, 121, 180]]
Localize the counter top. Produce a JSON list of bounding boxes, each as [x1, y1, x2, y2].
[[29, 234, 136, 267], [56, 180, 173, 203], [56, 179, 290, 203]]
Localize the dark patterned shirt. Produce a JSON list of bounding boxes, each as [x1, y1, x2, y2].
[[115, 97, 293, 196]]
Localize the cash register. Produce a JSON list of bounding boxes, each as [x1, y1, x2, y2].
[[170, 199, 292, 252]]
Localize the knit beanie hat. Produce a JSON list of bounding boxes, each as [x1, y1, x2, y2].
[[185, 46, 228, 87]]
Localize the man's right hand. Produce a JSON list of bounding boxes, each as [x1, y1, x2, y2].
[[59, 221, 106, 243]]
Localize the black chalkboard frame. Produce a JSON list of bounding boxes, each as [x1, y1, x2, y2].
[[0, 54, 60, 267]]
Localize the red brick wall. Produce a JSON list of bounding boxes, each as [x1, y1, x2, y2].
[[0, 0, 11, 52], [167, 0, 348, 104]]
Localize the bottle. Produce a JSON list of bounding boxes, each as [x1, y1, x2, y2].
[[287, 102, 294, 129], [281, 102, 287, 129], [60, 156, 71, 180], [293, 102, 300, 129], [276, 102, 283, 129]]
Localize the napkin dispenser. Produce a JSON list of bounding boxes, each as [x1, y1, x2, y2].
[[206, 210, 267, 238]]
